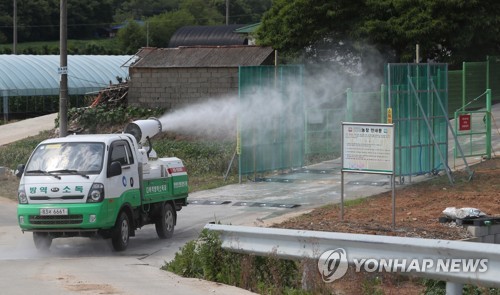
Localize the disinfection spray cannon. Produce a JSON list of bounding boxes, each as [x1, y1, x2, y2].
[[124, 118, 162, 158]]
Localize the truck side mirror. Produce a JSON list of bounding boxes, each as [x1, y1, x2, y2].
[[107, 161, 122, 178], [15, 164, 25, 178]]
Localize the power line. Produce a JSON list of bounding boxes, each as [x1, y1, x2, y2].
[[0, 12, 266, 29]]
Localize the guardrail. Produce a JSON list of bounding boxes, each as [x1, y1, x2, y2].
[[205, 224, 500, 291]]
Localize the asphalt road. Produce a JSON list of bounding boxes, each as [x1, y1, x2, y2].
[[0, 103, 498, 294], [0, 164, 396, 294]]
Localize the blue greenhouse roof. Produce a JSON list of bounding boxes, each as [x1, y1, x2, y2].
[[0, 55, 133, 97]]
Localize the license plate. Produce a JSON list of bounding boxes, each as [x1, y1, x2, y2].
[[40, 208, 68, 216]]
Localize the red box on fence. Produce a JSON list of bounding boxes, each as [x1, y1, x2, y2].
[[459, 114, 471, 131]]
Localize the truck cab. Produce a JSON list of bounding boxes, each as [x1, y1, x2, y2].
[[17, 123, 188, 251]]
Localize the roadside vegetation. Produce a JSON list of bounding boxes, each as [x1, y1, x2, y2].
[[165, 159, 500, 295], [2, 107, 499, 294], [0, 106, 239, 200], [164, 228, 310, 295], [0, 39, 122, 55], [167, 227, 484, 294]]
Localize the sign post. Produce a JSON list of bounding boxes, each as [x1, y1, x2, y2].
[[341, 122, 396, 228]]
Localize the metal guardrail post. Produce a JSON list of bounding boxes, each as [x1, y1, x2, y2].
[[446, 282, 463, 295], [205, 224, 500, 288]]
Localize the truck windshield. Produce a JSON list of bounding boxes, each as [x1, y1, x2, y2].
[[25, 142, 105, 175]]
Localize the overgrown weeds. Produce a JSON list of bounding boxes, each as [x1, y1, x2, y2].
[[163, 228, 314, 294], [0, 106, 239, 200]]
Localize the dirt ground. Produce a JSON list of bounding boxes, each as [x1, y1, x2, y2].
[[272, 157, 500, 294]]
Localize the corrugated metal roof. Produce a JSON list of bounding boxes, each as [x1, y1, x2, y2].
[[0, 55, 133, 97], [168, 25, 247, 48], [131, 46, 274, 68], [234, 23, 260, 34]]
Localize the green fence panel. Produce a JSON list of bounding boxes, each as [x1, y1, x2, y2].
[[304, 90, 381, 158], [305, 106, 345, 155], [487, 56, 500, 103], [385, 63, 448, 178], [463, 61, 487, 111], [351, 91, 382, 123], [238, 65, 305, 176], [448, 70, 463, 117]]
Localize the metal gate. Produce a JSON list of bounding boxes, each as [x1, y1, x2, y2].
[[454, 89, 492, 161], [384, 63, 449, 180]]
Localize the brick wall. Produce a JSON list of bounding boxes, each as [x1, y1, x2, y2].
[[128, 67, 239, 110]]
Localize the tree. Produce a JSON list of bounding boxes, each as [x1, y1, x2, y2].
[[257, 0, 364, 60], [212, 0, 272, 24], [113, 0, 180, 23], [1, 0, 117, 42], [117, 20, 146, 54], [179, 0, 224, 25], [15, 0, 59, 41], [257, 0, 500, 66], [68, 0, 115, 39], [147, 10, 195, 47]]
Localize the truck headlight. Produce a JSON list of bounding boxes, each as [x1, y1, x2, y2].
[[18, 185, 28, 204], [87, 183, 105, 203]]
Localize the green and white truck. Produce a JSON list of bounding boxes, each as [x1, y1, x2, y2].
[[16, 118, 188, 251]]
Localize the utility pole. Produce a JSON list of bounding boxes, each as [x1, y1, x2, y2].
[[226, 0, 229, 25], [59, 0, 68, 137], [13, 0, 17, 54]]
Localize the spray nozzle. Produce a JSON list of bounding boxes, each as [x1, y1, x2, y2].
[[124, 117, 162, 144]]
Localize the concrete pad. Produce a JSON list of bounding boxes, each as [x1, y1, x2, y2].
[[0, 113, 57, 146]]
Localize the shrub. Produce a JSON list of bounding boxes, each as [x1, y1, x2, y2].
[[164, 228, 304, 294]]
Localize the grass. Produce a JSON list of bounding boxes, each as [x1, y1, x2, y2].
[[0, 127, 239, 201], [0, 131, 54, 201], [164, 229, 308, 294]]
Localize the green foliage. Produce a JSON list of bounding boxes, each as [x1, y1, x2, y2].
[[0, 39, 122, 55], [67, 0, 115, 39], [0, 0, 116, 42], [164, 238, 202, 277], [113, 0, 180, 22], [164, 228, 304, 294], [0, 131, 53, 170], [64, 105, 164, 132], [116, 20, 147, 54], [0, 31, 7, 44], [1, 105, 238, 195], [257, 0, 362, 60], [423, 279, 500, 295], [361, 276, 383, 295], [153, 139, 235, 176], [180, 0, 224, 25], [147, 10, 195, 48], [0, 0, 270, 54], [212, 0, 272, 24], [61, 105, 237, 187], [257, 0, 500, 66]]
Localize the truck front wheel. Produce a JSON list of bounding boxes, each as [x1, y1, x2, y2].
[[112, 212, 130, 251], [33, 232, 52, 252], [155, 202, 175, 239]]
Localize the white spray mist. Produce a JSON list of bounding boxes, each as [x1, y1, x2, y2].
[[157, 47, 385, 138]]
